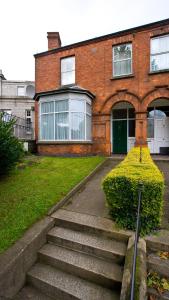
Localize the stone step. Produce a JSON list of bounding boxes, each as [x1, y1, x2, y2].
[[28, 262, 120, 300], [51, 209, 130, 242], [47, 226, 126, 264], [146, 230, 169, 252], [148, 253, 169, 278], [148, 287, 169, 300], [13, 285, 54, 300], [38, 243, 122, 289]]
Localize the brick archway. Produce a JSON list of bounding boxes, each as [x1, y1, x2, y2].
[[100, 91, 140, 114], [142, 88, 169, 110]]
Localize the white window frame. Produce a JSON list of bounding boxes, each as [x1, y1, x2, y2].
[[25, 109, 32, 133], [39, 94, 92, 142], [113, 43, 132, 77], [61, 56, 75, 86], [150, 34, 169, 72]]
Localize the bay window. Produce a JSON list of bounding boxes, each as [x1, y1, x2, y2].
[[113, 43, 132, 77], [150, 35, 169, 72], [39, 95, 92, 141]]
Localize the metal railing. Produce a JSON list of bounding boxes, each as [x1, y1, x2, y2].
[[1, 111, 34, 140], [130, 181, 143, 300]]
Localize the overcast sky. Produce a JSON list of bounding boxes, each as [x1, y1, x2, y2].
[[0, 0, 169, 81]]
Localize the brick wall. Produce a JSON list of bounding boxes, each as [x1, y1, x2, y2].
[[35, 21, 169, 155]]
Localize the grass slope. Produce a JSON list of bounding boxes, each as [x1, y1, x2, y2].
[[0, 156, 105, 253]]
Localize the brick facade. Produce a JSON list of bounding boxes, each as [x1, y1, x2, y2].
[[34, 19, 169, 156]]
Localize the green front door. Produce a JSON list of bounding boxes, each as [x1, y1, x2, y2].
[[113, 120, 127, 154]]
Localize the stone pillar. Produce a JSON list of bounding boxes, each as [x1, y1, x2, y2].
[[135, 111, 147, 147]]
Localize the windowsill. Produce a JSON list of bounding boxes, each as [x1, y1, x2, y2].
[[60, 83, 76, 88], [37, 141, 93, 145], [110, 74, 134, 80], [149, 69, 169, 75]]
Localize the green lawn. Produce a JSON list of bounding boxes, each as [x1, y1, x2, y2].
[[0, 155, 105, 253]]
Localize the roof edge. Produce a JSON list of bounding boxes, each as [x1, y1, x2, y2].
[[34, 87, 95, 100], [34, 18, 169, 58]]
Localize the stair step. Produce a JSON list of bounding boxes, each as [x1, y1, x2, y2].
[[148, 287, 169, 300], [13, 285, 54, 300], [38, 243, 122, 289], [28, 263, 120, 300], [148, 253, 169, 278], [51, 209, 130, 242], [146, 230, 169, 252], [47, 226, 126, 264]]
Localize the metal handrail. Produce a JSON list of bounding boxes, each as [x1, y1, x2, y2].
[[130, 182, 143, 300]]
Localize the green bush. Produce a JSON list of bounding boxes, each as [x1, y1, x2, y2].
[[102, 147, 164, 234], [0, 113, 23, 176]]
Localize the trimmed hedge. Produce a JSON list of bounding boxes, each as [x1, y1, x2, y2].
[[103, 147, 164, 234]]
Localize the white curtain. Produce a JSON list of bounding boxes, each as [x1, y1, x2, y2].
[[41, 114, 54, 140], [114, 59, 131, 76], [55, 112, 69, 140], [41, 101, 54, 113], [71, 112, 85, 140]]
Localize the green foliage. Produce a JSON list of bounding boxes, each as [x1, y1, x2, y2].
[[147, 271, 169, 293], [102, 147, 164, 235], [0, 113, 23, 175]]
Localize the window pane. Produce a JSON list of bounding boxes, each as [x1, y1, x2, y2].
[[86, 102, 91, 115], [128, 108, 135, 118], [41, 114, 54, 140], [114, 44, 132, 61], [147, 119, 154, 138], [151, 36, 169, 54], [61, 57, 75, 72], [113, 109, 127, 119], [55, 100, 68, 112], [71, 112, 85, 140], [86, 114, 92, 140], [17, 86, 25, 96], [151, 53, 169, 71], [55, 113, 69, 140], [129, 120, 135, 137], [70, 99, 85, 112], [114, 59, 131, 76], [41, 101, 54, 113], [155, 110, 166, 118], [61, 71, 75, 85]]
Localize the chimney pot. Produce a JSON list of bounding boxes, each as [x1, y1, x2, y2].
[[47, 32, 61, 50]]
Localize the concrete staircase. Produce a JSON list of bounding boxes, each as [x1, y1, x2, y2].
[[14, 209, 128, 300]]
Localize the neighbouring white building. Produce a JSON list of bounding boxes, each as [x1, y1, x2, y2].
[[0, 70, 35, 141]]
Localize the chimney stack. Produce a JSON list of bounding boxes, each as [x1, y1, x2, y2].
[[47, 32, 61, 50]]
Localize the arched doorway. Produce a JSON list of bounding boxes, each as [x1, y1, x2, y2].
[[147, 98, 169, 154], [111, 101, 135, 154]]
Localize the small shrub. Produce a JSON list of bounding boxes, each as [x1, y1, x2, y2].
[[102, 147, 164, 235], [0, 113, 23, 175]]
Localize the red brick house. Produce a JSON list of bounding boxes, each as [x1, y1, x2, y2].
[[34, 18, 169, 156]]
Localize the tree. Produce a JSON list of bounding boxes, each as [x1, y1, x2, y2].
[[0, 112, 23, 175]]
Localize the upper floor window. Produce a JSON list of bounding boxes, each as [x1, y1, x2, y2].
[[113, 43, 132, 77], [17, 86, 25, 96], [150, 35, 169, 72], [61, 56, 75, 85]]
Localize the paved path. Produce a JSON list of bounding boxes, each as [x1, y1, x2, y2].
[[65, 159, 120, 219], [154, 160, 169, 230], [65, 157, 169, 230]]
